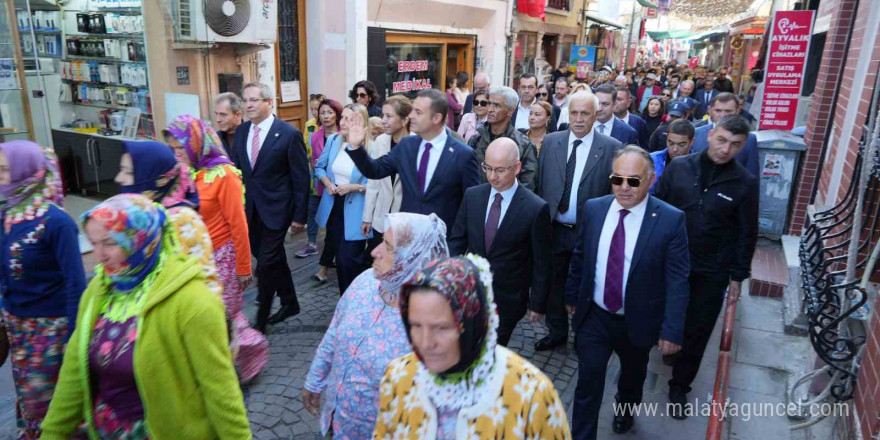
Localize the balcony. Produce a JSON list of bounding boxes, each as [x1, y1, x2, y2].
[[546, 0, 570, 12]]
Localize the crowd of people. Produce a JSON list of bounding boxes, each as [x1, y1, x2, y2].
[[0, 55, 760, 439]]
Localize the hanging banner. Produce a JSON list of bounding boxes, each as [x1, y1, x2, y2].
[[570, 46, 597, 79], [758, 10, 814, 131]]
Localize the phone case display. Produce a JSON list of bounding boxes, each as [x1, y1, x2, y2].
[[17, 10, 62, 57]]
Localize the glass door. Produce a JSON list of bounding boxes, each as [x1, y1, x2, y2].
[[13, 0, 61, 148], [0, 0, 35, 141]]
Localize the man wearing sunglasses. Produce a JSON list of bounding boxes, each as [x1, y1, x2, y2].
[[653, 115, 758, 420], [567, 145, 689, 438], [449, 138, 552, 346], [533, 92, 623, 352]]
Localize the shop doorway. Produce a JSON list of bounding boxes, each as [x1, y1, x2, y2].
[[446, 43, 470, 86], [274, 0, 308, 131], [543, 34, 558, 72]]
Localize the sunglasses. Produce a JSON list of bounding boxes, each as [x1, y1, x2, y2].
[[662, 93, 672, 97], [473, 100, 490, 107], [356, 93, 369, 98], [537, 92, 549, 97], [609, 174, 643, 187]]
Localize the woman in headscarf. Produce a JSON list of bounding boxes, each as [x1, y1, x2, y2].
[[164, 115, 268, 382], [0, 141, 86, 439], [373, 255, 572, 440], [302, 213, 448, 439], [41, 194, 251, 439], [114, 140, 222, 297]]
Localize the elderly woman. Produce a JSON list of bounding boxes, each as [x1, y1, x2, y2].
[[42, 194, 250, 439], [456, 90, 488, 143], [0, 141, 85, 439], [303, 213, 449, 439], [373, 255, 571, 439], [164, 115, 268, 382], [315, 103, 373, 294]]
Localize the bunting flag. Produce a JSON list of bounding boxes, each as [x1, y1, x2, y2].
[[517, 0, 546, 21]]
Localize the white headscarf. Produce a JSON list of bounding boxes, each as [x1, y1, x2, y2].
[[375, 212, 449, 304]]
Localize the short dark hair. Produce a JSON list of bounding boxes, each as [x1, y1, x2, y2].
[[555, 77, 569, 87], [349, 80, 380, 105], [446, 76, 457, 89], [416, 88, 449, 120], [615, 86, 632, 100], [667, 119, 695, 139], [715, 114, 750, 137], [614, 144, 655, 172], [519, 72, 538, 84], [594, 84, 617, 101], [709, 92, 737, 107], [670, 73, 681, 80]]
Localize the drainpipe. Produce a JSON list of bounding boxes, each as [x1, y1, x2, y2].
[[505, 0, 515, 86]]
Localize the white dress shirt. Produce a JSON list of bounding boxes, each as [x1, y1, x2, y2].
[[415, 129, 447, 193], [620, 113, 631, 125], [485, 180, 519, 226], [592, 196, 649, 315], [593, 118, 614, 136], [246, 114, 276, 164], [331, 147, 356, 186], [514, 99, 534, 130], [554, 130, 594, 225]]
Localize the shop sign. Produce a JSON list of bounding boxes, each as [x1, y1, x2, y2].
[[646, 7, 657, 19], [758, 10, 814, 131], [569, 45, 596, 79], [391, 60, 433, 94]]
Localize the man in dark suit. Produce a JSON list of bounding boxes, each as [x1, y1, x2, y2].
[[690, 92, 759, 176], [449, 138, 552, 346], [567, 145, 690, 439], [463, 72, 490, 115], [345, 88, 481, 231], [229, 82, 310, 333], [612, 86, 646, 146], [694, 78, 717, 123], [593, 84, 639, 146], [533, 91, 623, 351], [510, 73, 561, 133], [655, 115, 758, 420]]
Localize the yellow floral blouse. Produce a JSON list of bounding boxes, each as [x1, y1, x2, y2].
[[373, 346, 571, 440], [168, 206, 222, 297]]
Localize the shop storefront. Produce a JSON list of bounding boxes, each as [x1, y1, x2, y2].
[[727, 17, 766, 95]]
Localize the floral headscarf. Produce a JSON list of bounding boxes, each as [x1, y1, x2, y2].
[[164, 115, 234, 180], [399, 254, 500, 410], [83, 194, 167, 292], [0, 141, 64, 233], [120, 140, 199, 210], [375, 212, 449, 304]]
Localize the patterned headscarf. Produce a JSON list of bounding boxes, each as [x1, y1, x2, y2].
[[83, 194, 167, 292], [120, 141, 199, 210], [399, 254, 500, 410], [375, 212, 448, 304], [164, 115, 233, 173], [0, 141, 64, 233]]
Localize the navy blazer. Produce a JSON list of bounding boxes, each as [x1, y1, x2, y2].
[[346, 134, 481, 230], [690, 124, 760, 177], [229, 117, 311, 230], [565, 195, 690, 347], [606, 118, 640, 146], [695, 89, 717, 115], [624, 114, 646, 146]]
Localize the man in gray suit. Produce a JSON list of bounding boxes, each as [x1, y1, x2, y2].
[[533, 91, 624, 351]]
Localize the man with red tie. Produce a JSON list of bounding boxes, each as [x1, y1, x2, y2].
[[566, 145, 690, 439]]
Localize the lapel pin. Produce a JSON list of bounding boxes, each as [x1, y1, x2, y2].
[[275, 133, 279, 137], [652, 213, 657, 217], [448, 147, 453, 153]]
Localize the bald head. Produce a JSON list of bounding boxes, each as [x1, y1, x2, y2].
[[484, 138, 521, 191], [614, 75, 628, 87], [473, 73, 490, 94]]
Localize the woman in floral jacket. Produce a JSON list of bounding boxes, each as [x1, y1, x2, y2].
[[373, 255, 571, 440]]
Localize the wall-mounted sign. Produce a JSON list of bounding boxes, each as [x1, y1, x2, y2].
[[176, 66, 190, 86], [391, 59, 433, 93], [758, 10, 814, 131]]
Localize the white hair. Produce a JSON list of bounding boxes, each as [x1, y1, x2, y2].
[[569, 91, 599, 109], [489, 86, 519, 110]]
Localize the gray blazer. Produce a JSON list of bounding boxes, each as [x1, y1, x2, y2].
[[536, 129, 623, 220], [362, 132, 406, 233]]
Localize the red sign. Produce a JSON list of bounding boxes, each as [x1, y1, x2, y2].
[[646, 7, 657, 19], [759, 10, 814, 130]]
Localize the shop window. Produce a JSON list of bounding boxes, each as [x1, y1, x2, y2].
[[386, 43, 442, 99], [278, 0, 300, 83], [547, 0, 571, 11], [513, 32, 537, 88]]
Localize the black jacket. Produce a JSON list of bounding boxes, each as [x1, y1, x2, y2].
[[448, 183, 552, 313], [647, 123, 670, 153], [653, 151, 759, 281]]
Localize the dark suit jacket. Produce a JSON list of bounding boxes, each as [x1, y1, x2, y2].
[[448, 183, 552, 313], [695, 89, 717, 117], [690, 124, 760, 177], [536, 130, 623, 223], [624, 113, 646, 146], [463, 93, 476, 115], [229, 117, 310, 230], [346, 133, 481, 230], [511, 103, 561, 133], [606, 118, 640, 146], [565, 195, 690, 347]]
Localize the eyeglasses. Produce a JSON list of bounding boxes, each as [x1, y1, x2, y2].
[[662, 93, 672, 97], [356, 93, 369, 99], [473, 100, 490, 107], [609, 174, 643, 187], [537, 92, 549, 97], [482, 163, 517, 175]]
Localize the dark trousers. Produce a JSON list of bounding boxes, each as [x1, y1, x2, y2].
[[573, 306, 652, 440], [669, 272, 730, 392], [496, 297, 527, 347], [249, 210, 299, 324], [546, 222, 577, 341], [327, 196, 368, 294], [318, 206, 337, 268]]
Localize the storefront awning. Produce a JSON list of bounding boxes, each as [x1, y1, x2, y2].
[[637, 0, 659, 8], [584, 13, 624, 29], [646, 29, 698, 40]]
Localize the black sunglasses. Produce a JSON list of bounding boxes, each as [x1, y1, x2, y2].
[[356, 92, 369, 98], [610, 174, 643, 187], [662, 93, 672, 97], [473, 100, 490, 107], [537, 92, 549, 97]]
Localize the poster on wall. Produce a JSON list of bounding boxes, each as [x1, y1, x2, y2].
[[570, 46, 596, 79], [758, 10, 814, 131]]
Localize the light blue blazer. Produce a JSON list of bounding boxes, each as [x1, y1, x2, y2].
[[315, 134, 372, 241]]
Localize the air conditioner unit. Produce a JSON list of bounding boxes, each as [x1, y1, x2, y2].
[[173, 0, 277, 45]]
